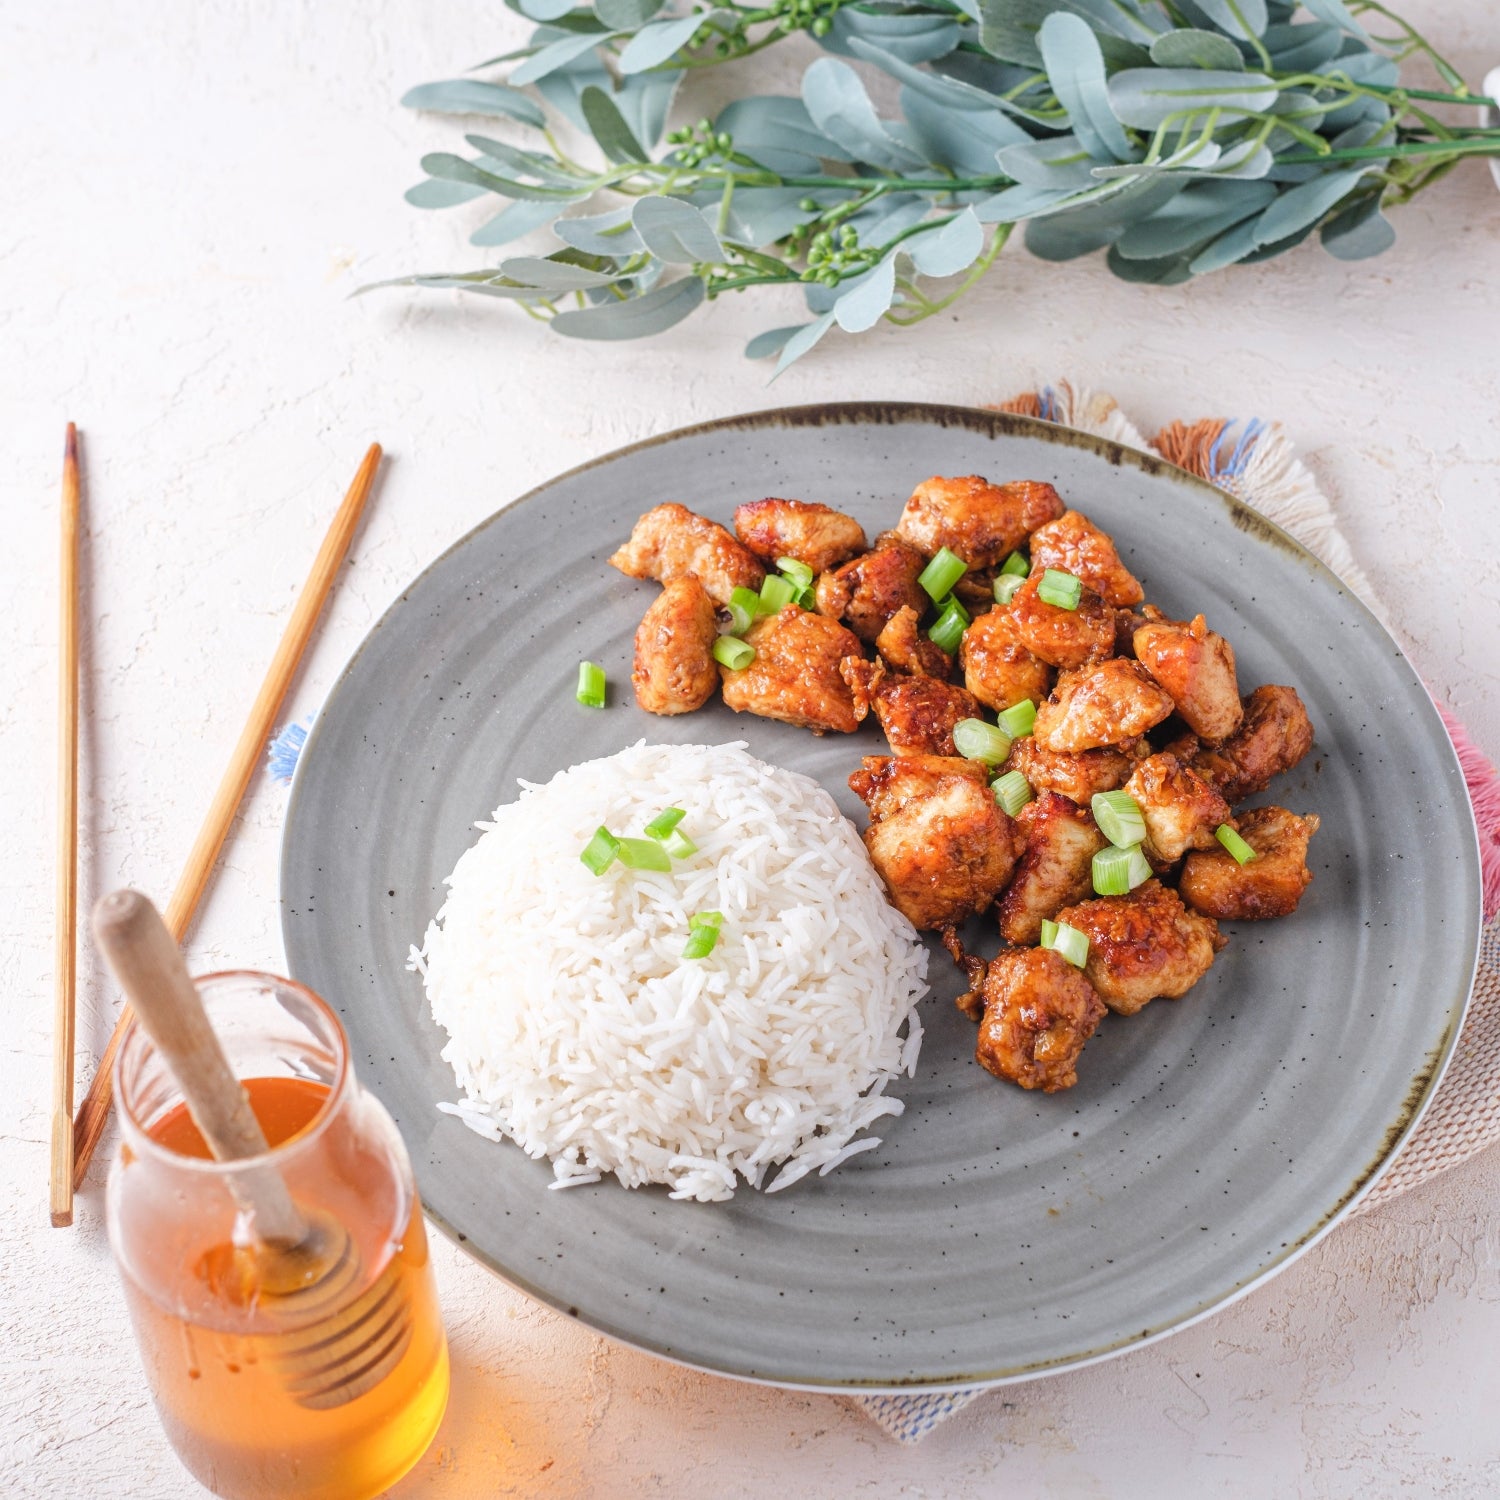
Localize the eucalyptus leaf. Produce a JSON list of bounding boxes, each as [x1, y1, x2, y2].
[[1299, 0, 1371, 42], [420, 152, 588, 202], [998, 134, 1100, 190], [822, 10, 963, 66], [1090, 137, 1220, 177], [847, 193, 934, 246], [979, 0, 1161, 68], [405, 177, 488, 209], [632, 196, 726, 263], [1195, 137, 1273, 178], [906, 209, 986, 277], [723, 187, 840, 246], [612, 67, 681, 148], [771, 312, 837, 378], [1250, 165, 1365, 244], [1238, 221, 1316, 263], [900, 87, 1028, 176], [619, 13, 707, 73], [973, 182, 1079, 222], [1320, 192, 1395, 260], [471, 198, 568, 245], [1264, 21, 1342, 71], [1107, 68, 1278, 128], [580, 85, 648, 162], [1176, 0, 1267, 39], [847, 39, 1015, 122], [1105, 244, 1194, 282], [464, 135, 585, 185], [1113, 177, 1276, 257], [509, 30, 614, 86], [357, 270, 539, 300], [400, 80, 547, 129], [555, 206, 644, 254], [716, 96, 853, 169], [1023, 175, 1185, 258], [514, 0, 577, 20], [833, 255, 898, 333], [744, 325, 807, 360], [1039, 12, 1134, 163], [533, 51, 613, 131], [802, 58, 928, 172], [552, 276, 706, 339], [1148, 29, 1244, 71], [593, 0, 663, 30], [499, 254, 633, 289]]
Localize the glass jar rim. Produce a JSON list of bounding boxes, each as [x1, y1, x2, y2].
[[115, 969, 352, 1174]]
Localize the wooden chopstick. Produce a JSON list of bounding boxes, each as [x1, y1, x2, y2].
[[70, 443, 383, 1189], [50, 424, 81, 1227]]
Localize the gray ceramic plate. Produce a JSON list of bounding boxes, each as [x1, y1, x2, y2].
[[280, 403, 1479, 1392]]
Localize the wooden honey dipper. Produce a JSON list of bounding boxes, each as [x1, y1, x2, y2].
[[92, 889, 412, 1410]]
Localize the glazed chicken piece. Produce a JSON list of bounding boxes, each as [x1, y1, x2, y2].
[[609, 503, 765, 606], [1133, 608, 1243, 742], [875, 605, 954, 680], [974, 948, 1108, 1093], [1055, 881, 1225, 1016], [997, 792, 1107, 946], [815, 532, 928, 643], [1026, 510, 1144, 608], [719, 606, 863, 734], [849, 755, 1020, 930], [1188, 684, 1315, 804], [1033, 659, 1176, 754], [733, 498, 867, 575], [1006, 572, 1117, 670], [959, 607, 1054, 711], [1113, 607, 1141, 659], [1123, 752, 1234, 865], [843, 659, 985, 757], [896, 476, 1065, 570], [1180, 806, 1321, 920], [1003, 734, 1148, 805], [631, 578, 720, 716]]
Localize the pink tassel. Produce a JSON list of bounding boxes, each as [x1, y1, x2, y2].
[[1436, 702, 1500, 919]]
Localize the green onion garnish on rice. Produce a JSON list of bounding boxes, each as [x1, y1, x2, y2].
[[992, 769, 1032, 817], [663, 829, 698, 860], [918, 546, 967, 603], [644, 808, 686, 840], [682, 917, 721, 959], [953, 718, 1012, 765], [1037, 569, 1082, 611], [1040, 918, 1089, 968], [713, 636, 755, 670], [1091, 790, 1146, 848], [1216, 824, 1257, 864], [996, 699, 1037, 738], [616, 837, 672, 872], [1091, 844, 1152, 896], [576, 661, 606, 708], [579, 826, 620, 875]]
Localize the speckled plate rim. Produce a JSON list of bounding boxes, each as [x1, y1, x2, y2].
[[279, 400, 1482, 1394]]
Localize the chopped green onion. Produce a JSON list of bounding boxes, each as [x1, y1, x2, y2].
[[993, 769, 1033, 817], [682, 924, 720, 960], [953, 717, 1012, 765], [726, 587, 761, 634], [616, 837, 671, 872], [579, 826, 620, 876], [644, 808, 686, 840], [690, 910, 723, 930], [1091, 790, 1146, 848], [927, 599, 969, 655], [999, 550, 1030, 579], [713, 636, 756, 670], [1037, 568, 1083, 611], [576, 661, 606, 708], [1040, 918, 1090, 969], [663, 829, 698, 860], [918, 546, 967, 603], [993, 573, 1025, 605], [759, 573, 795, 612], [1091, 844, 1153, 896], [996, 698, 1038, 738], [795, 586, 817, 610], [1216, 823, 1257, 865], [776, 557, 814, 590]]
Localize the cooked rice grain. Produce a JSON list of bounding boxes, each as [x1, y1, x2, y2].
[[415, 741, 928, 1202]]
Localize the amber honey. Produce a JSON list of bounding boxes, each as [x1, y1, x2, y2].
[[109, 975, 450, 1500]]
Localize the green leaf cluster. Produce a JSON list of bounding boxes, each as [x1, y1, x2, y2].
[[382, 0, 1500, 371]]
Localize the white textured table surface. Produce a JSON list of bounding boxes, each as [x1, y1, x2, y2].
[[5, 3, 1499, 1496]]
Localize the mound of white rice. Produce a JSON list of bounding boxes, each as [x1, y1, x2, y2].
[[413, 741, 928, 1202]]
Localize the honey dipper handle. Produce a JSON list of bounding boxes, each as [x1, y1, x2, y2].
[[91, 890, 307, 1247]]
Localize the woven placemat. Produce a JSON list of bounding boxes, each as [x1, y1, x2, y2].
[[849, 383, 1500, 1443]]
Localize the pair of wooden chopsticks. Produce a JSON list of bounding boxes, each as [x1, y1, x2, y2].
[[50, 438, 383, 1224]]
